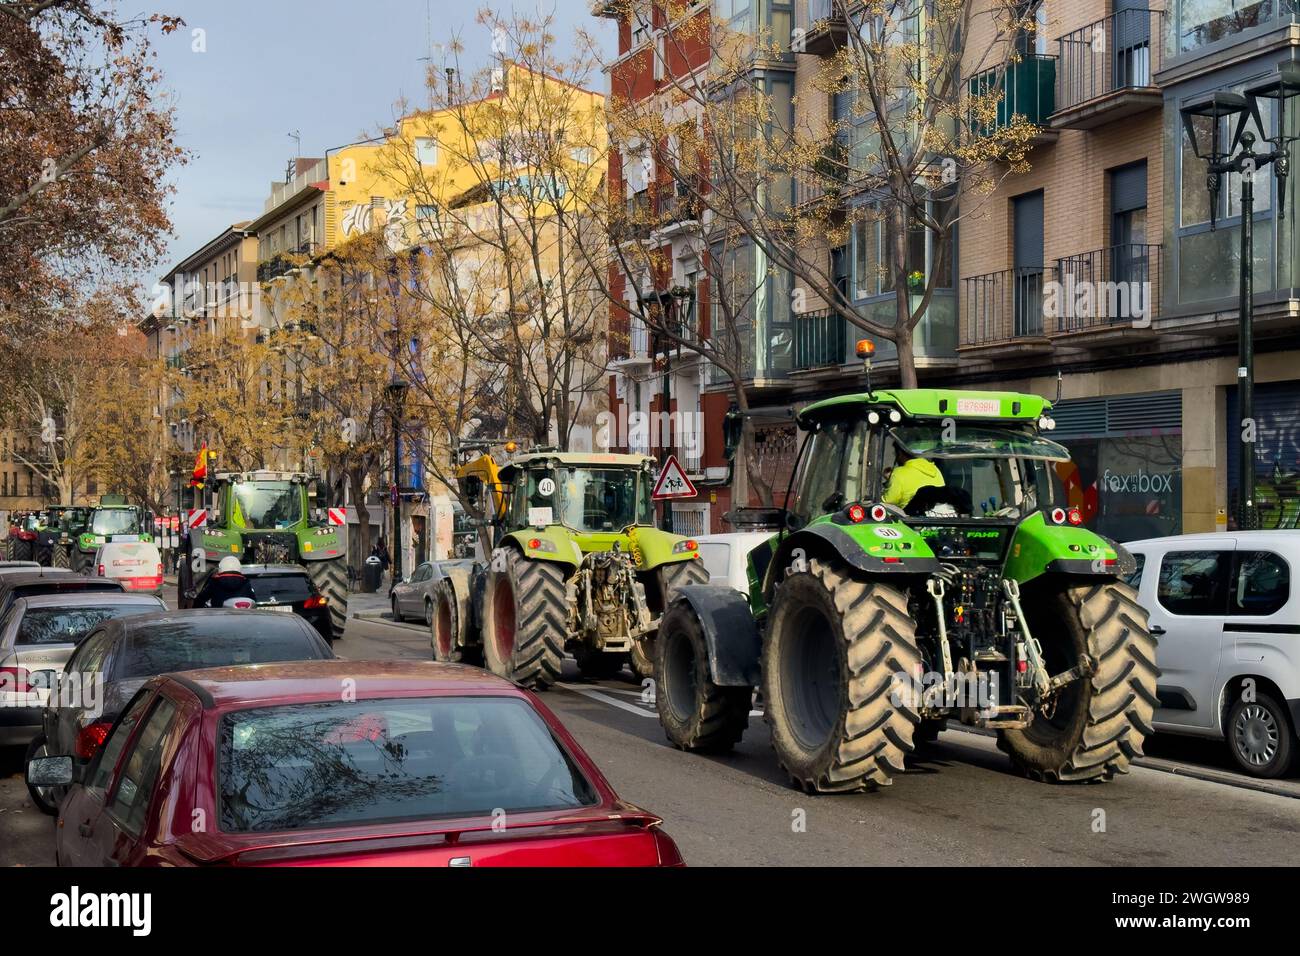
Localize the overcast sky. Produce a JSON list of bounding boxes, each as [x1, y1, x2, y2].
[[150, 0, 614, 280]]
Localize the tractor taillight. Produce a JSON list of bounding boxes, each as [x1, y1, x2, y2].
[[1051, 508, 1066, 524], [1067, 508, 1083, 526], [869, 504, 887, 522], [847, 504, 866, 523]]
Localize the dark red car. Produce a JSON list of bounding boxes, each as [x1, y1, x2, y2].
[[29, 660, 683, 867]]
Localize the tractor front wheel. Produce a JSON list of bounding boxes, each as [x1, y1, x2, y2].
[[655, 599, 751, 752], [997, 581, 1158, 782], [306, 559, 349, 639], [763, 559, 922, 793], [432, 580, 480, 665], [482, 550, 566, 690]]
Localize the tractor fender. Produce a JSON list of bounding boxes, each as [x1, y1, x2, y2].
[[431, 559, 479, 648], [629, 526, 699, 571], [764, 523, 939, 600], [502, 529, 581, 569], [672, 584, 761, 688]]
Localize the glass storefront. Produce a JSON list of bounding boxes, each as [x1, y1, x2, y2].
[[1054, 435, 1183, 543]]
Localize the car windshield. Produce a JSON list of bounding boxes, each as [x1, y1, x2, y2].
[[117, 616, 327, 677], [90, 510, 140, 535], [553, 468, 651, 532], [890, 425, 1070, 461], [16, 604, 157, 646], [218, 696, 598, 833], [231, 481, 301, 528]]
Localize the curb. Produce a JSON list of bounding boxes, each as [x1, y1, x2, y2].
[[945, 724, 1299, 800]]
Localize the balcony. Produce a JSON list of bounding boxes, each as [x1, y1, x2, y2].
[[793, 308, 849, 371], [794, 139, 850, 210], [1050, 244, 1162, 344], [961, 266, 1055, 351], [968, 55, 1059, 143], [795, 0, 850, 56], [1052, 9, 1162, 129], [610, 324, 651, 366], [657, 181, 704, 235]]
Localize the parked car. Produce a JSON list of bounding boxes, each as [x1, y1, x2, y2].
[[29, 660, 685, 866], [390, 561, 437, 625], [693, 532, 773, 596], [1126, 530, 1299, 778], [93, 541, 164, 595], [0, 592, 166, 748], [25, 609, 335, 815], [0, 570, 121, 621]]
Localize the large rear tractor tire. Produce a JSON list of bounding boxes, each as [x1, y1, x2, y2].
[[632, 558, 710, 682], [997, 580, 1158, 782], [4, 536, 13, 560], [431, 579, 480, 665], [71, 548, 91, 574], [763, 559, 922, 793], [306, 559, 349, 640], [655, 599, 751, 752], [482, 550, 566, 690], [52, 544, 71, 570], [12, 538, 33, 562]]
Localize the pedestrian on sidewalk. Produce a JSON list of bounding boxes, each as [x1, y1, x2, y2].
[[372, 536, 391, 587]]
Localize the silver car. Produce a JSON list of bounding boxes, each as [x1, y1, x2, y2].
[[0, 591, 165, 748], [390, 561, 437, 625]]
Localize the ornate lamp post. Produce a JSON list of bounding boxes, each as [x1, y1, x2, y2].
[[1180, 62, 1300, 530]]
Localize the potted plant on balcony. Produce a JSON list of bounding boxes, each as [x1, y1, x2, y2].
[[907, 270, 925, 293]]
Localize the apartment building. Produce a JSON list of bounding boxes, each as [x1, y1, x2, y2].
[[0, 430, 51, 512]]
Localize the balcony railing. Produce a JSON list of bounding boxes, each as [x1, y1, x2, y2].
[[1052, 244, 1161, 333], [794, 308, 848, 370], [969, 54, 1057, 135], [794, 0, 849, 55], [1056, 9, 1161, 117], [962, 266, 1055, 346], [795, 139, 850, 208]]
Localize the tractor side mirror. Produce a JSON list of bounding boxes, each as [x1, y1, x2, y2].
[[462, 475, 483, 502]]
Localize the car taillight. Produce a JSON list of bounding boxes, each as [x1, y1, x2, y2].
[[303, 595, 328, 609], [0, 665, 33, 694], [75, 721, 113, 760], [97, 564, 105, 576], [156, 563, 164, 576]]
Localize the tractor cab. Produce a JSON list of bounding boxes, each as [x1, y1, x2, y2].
[[498, 453, 656, 539]]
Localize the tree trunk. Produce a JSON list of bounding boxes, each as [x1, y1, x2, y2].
[[890, 204, 919, 389]]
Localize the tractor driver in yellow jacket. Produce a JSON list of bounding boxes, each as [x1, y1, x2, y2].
[[882, 447, 945, 510]]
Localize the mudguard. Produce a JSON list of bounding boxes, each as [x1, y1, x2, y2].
[[431, 559, 479, 649], [673, 584, 762, 688]]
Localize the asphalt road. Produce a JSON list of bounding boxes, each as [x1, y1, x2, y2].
[[3, 604, 1298, 867]]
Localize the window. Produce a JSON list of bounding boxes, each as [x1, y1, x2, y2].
[[218, 697, 598, 832], [17, 606, 147, 647], [1180, 96, 1274, 229], [87, 691, 153, 794], [413, 137, 438, 166], [1233, 550, 1290, 615], [1124, 553, 1146, 590], [1176, 0, 1276, 55], [107, 696, 177, 837], [1158, 550, 1230, 615]]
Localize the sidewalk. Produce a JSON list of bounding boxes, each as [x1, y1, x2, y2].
[[347, 589, 391, 620]]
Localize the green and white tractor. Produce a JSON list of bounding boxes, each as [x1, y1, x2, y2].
[[178, 471, 348, 633], [430, 446, 708, 688], [71, 498, 153, 573], [654, 387, 1159, 792]]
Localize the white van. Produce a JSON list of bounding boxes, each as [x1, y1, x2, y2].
[[93, 540, 164, 595], [694, 532, 774, 597], [1125, 530, 1299, 778]]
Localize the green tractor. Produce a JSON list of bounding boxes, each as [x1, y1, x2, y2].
[[37, 505, 89, 568], [655, 388, 1158, 792], [71, 498, 153, 573], [179, 471, 348, 633], [431, 447, 708, 688]]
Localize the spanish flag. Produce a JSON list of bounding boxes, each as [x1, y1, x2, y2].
[[190, 442, 208, 488]]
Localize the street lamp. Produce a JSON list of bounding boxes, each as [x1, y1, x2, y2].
[[1180, 62, 1300, 530], [386, 377, 409, 581]]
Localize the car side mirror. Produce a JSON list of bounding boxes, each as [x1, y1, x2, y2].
[[27, 755, 74, 788]]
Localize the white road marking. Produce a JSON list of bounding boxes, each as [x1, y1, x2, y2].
[[556, 682, 657, 718], [556, 682, 764, 719]]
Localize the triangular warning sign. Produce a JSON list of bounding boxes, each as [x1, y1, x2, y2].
[[652, 454, 697, 500]]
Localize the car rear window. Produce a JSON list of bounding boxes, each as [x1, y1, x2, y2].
[[218, 696, 598, 833], [17, 604, 160, 646], [250, 574, 312, 604], [118, 618, 326, 677]]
